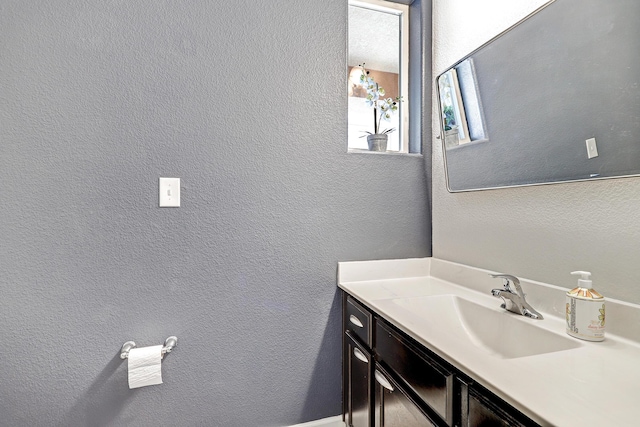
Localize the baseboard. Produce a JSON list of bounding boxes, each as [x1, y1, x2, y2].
[[287, 415, 345, 427]]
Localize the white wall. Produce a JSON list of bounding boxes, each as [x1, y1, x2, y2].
[[432, 0, 640, 304]]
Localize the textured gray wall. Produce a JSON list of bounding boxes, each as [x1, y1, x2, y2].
[[0, 1, 431, 426], [433, 0, 640, 305]]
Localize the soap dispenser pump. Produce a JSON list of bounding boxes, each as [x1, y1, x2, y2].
[[566, 271, 605, 341]]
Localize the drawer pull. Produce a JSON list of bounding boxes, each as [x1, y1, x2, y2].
[[374, 370, 394, 392], [349, 315, 364, 328], [353, 348, 368, 364]]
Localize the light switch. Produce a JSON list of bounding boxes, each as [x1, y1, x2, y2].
[[586, 138, 598, 159], [159, 178, 180, 207]]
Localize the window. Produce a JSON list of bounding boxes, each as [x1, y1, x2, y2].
[[438, 59, 487, 149], [348, 0, 409, 153], [438, 68, 471, 146]]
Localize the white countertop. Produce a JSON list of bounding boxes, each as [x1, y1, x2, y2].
[[338, 257, 640, 427]]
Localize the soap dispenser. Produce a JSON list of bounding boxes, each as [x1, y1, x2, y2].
[[566, 271, 605, 341]]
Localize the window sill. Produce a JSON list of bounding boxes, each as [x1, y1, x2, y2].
[[442, 137, 489, 151], [348, 148, 422, 157]]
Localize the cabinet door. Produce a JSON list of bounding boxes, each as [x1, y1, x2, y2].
[[346, 332, 372, 427], [458, 379, 529, 427], [374, 366, 437, 427], [376, 320, 454, 425]]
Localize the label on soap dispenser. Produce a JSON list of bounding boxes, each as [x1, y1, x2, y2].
[[566, 294, 605, 341]]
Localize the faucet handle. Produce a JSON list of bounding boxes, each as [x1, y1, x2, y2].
[[489, 274, 522, 295], [490, 273, 520, 286]]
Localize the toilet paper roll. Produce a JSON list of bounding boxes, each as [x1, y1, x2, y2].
[[128, 345, 163, 389]]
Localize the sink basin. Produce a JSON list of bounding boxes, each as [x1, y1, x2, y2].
[[391, 295, 581, 359]]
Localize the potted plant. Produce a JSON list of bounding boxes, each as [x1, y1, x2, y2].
[[358, 64, 403, 151], [442, 105, 460, 148]]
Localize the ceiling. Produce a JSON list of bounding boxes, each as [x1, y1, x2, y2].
[[348, 4, 400, 73]]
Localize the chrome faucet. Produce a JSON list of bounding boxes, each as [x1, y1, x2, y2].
[[490, 274, 543, 320]]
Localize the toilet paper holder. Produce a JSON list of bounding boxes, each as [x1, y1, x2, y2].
[[120, 336, 178, 360]]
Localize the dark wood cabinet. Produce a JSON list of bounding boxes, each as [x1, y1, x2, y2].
[[342, 292, 539, 427], [374, 365, 436, 427], [345, 331, 372, 427], [457, 378, 534, 427], [346, 296, 372, 347], [343, 295, 375, 427], [376, 321, 454, 426]]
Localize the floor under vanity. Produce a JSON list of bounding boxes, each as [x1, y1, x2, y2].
[[338, 257, 640, 427]]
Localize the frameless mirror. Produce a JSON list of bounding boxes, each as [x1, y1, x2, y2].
[[437, 0, 640, 192]]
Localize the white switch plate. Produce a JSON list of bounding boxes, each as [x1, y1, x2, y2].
[[586, 138, 598, 159], [159, 178, 180, 207]]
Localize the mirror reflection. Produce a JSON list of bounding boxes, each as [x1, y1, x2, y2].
[[438, 59, 487, 149], [437, 0, 640, 192]]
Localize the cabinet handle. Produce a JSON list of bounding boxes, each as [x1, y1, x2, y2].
[[353, 348, 368, 364], [349, 315, 364, 328], [374, 370, 394, 392]]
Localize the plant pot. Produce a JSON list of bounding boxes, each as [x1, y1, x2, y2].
[[367, 134, 388, 152], [444, 128, 459, 149]]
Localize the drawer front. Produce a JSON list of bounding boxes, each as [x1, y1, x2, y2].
[[346, 296, 372, 347], [376, 320, 454, 426]]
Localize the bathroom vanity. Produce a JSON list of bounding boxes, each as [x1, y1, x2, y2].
[[339, 258, 640, 426], [343, 294, 535, 426]]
